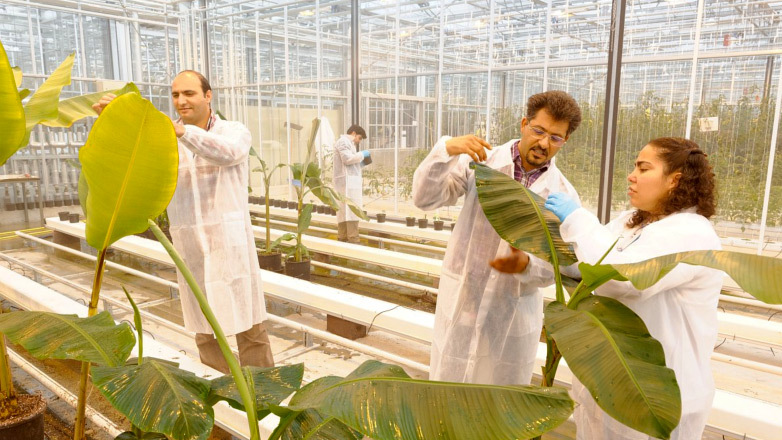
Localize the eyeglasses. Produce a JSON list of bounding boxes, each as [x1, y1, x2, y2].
[[526, 125, 566, 147]]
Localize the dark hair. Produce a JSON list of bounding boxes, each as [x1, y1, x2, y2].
[[177, 70, 212, 94], [526, 90, 582, 135], [628, 137, 716, 228], [347, 124, 367, 139]]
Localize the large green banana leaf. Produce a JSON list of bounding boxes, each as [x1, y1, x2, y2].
[[471, 162, 577, 266], [79, 92, 178, 250], [0, 40, 26, 165], [287, 360, 573, 440], [545, 298, 681, 439], [0, 311, 134, 367], [208, 364, 304, 415], [21, 52, 75, 145], [580, 250, 782, 304], [92, 359, 214, 440], [41, 82, 140, 128]]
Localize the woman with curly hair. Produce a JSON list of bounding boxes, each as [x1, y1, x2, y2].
[[544, 137, 722, 439]]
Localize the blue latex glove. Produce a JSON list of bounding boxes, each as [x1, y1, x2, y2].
[[291, 179, 301, 188], [544, 192, 580, 222], [361, 150, 371, 159]]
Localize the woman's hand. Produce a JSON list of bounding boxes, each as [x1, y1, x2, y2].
[[545, 192, 580, 222]]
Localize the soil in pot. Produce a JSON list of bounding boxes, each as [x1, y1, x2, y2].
[[405, 217, 416, 227], [433, 220, 444, 231], [376, 213, 386, 223], [418, 218, 428, 228], [258, 252, 283, 272], [0, 393, 46, 440], [285, 258, 311, 280]]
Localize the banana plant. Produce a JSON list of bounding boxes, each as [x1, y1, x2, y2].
[[0, 37, 137, 425], [288, 118, 367, 262], [0, 38, 138, 166], [471, 162, 782, 439], [252, 155, 290, 255]]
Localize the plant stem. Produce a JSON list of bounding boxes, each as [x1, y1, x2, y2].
[[0, 333, 14, 401], [149, 220, 260, 440], [74, 248, 107, 440]]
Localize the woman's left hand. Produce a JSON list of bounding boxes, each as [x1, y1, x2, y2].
[[545, 192, 580, 222]]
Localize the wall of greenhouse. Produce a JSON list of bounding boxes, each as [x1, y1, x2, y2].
[[1, 0, 781, 253]]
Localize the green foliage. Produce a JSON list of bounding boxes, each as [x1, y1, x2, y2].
[[0, 311, 134, 367], [551, 90, 781, 226]]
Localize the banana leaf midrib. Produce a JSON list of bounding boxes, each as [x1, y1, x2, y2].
[[101, 107, 151, 251], [48, 313, 119, 367]]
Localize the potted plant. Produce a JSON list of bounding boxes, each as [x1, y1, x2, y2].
[[433, 214, 444, 231], [286, 118, 367, 280], [251, 156, 289, 273], [376, 210, 387, 223], [405, 216, 416, 227], [418, 215, 428, 229], [0, 40, 139, 439]]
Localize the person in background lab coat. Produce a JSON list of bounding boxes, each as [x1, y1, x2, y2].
[[93, 70, 274, 373], [545, 137, 721, 439], [333, 124, 369, 244], [413, 90, 582, 385]]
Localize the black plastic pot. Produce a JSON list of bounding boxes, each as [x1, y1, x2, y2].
[[44, 200, 54, 208], [418, 218, 428, 229], [287, 201, 297, 209], [0, 395, 45, 440], [58, 211, 70, 221], [376, 213, 386, 223], [316, 205, 325, 214], [272, 199, 280, 207], [285, 258, 311, 280], [433, 220, 444, 231], [450, 222, 456, 230], [330, 207, 337, 216], [68, 213, 80, 223], [72, 196, 80, 205], [405, 217, 416, 227], [54, 199, 63, 207], [258, 252, 283, 273], [5, 203, 15, 211]]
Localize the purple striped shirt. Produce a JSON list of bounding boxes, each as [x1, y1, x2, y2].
[[512, 140, 550, 187]]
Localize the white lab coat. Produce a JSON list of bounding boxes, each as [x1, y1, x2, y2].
[[333, 134, 363, 222], [413, 137, 580, 385], [167, 116, 267, 336], [559, 207, 722, 440]]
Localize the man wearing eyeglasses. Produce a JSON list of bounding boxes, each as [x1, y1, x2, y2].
[[413, 90, 582, 386]]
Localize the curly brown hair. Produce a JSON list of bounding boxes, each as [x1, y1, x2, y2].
[[526, 90, 582, 135], [628, 137, 717, 228]]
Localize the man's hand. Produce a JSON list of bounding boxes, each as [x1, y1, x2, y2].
[[173, 121, 185, 138], [490, 247, 530, 274], [445, 135, 492, 162], [91, 93, 116, 115]]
